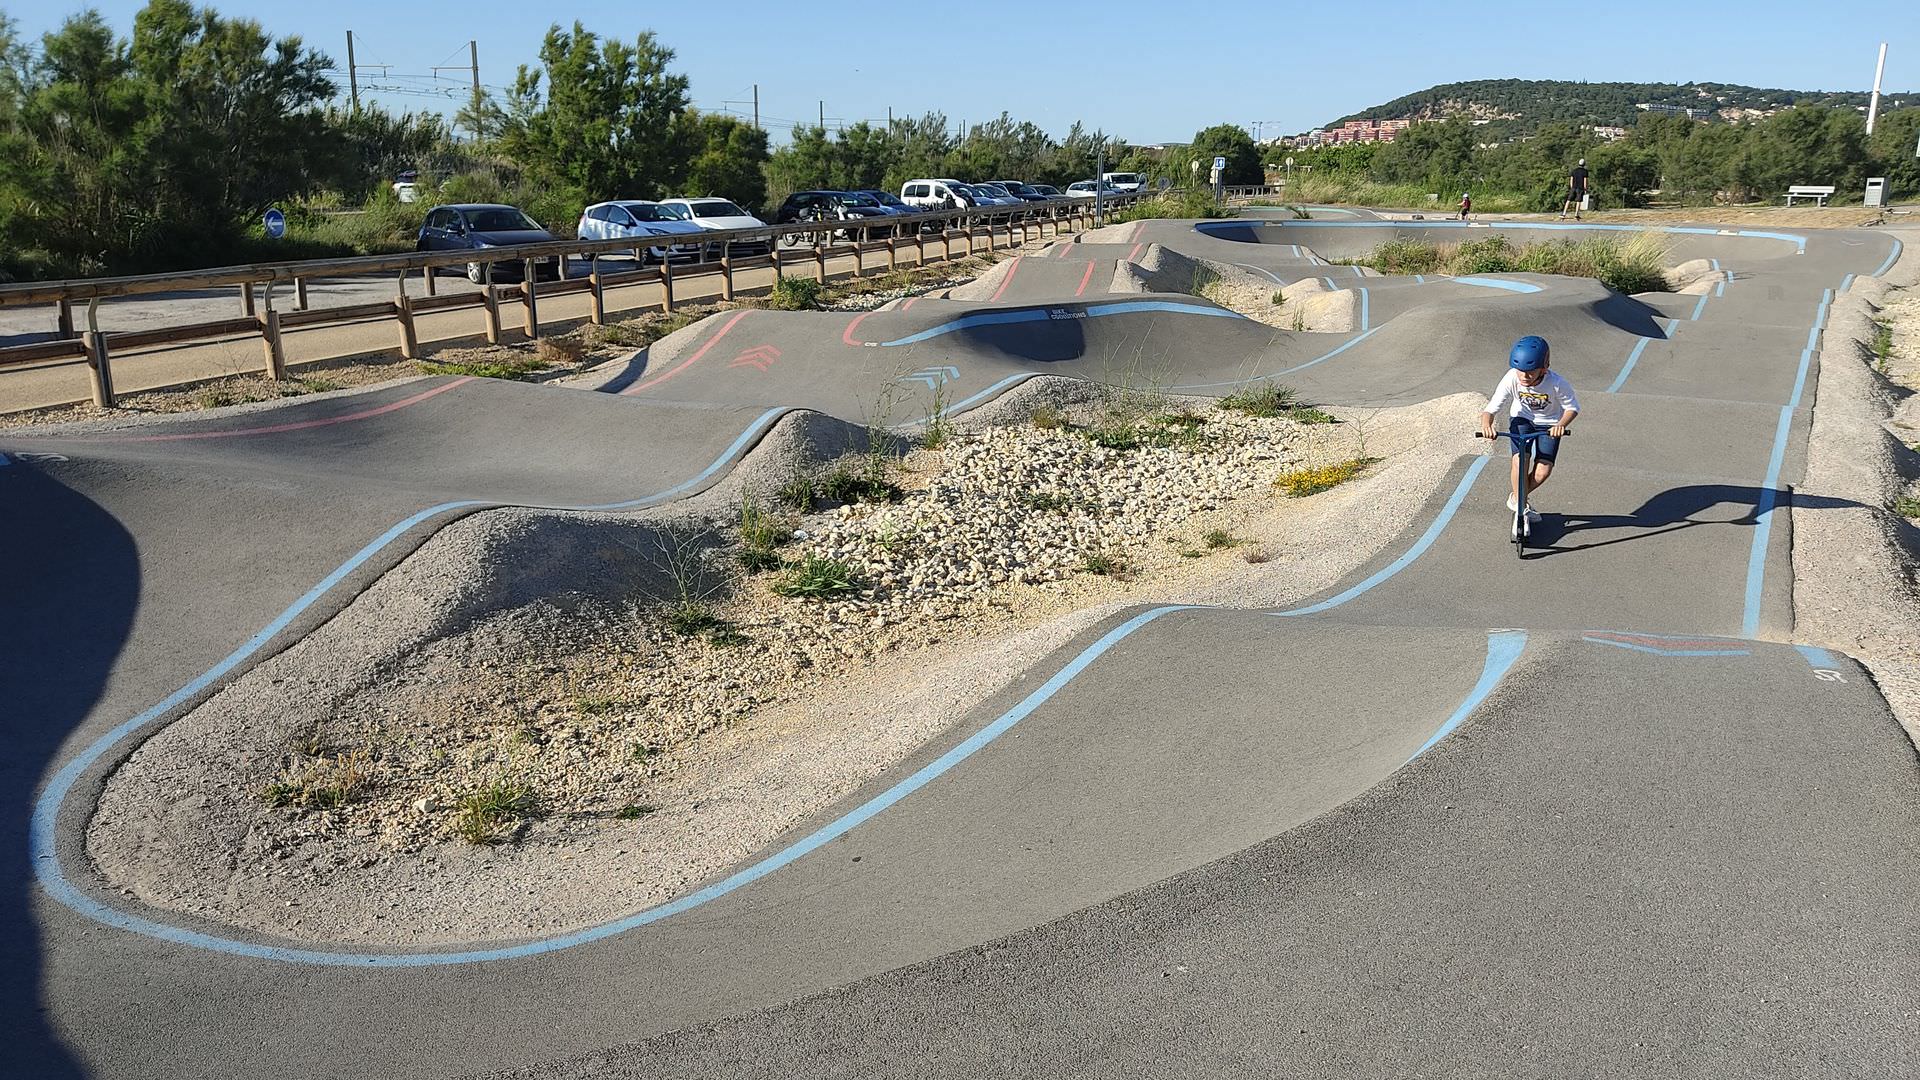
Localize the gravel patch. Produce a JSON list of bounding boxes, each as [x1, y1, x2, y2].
[[1790, 230, 1920, 751], [86, 381, 1475, 947]]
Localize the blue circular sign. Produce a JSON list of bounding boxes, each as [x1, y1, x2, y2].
[[263, 208, 286, 240]]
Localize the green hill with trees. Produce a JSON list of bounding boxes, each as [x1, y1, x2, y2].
[[1337, 78, 1916, 133]]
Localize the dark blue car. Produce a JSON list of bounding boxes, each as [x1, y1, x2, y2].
[[417, 203, 562, 283]]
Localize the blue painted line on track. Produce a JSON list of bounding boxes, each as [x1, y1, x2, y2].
[[1582, 637, 1750, 658], [1234, 263, 1285, 285], [42, 435, 1494, 966], [1607, 318, 1679, 393], [1715, 280, 1725, 298], [1869, 238, 1902, 278], [1274, 456, 1490, 618], [1690, 292, 1710, 320], [1169, 326, 1384, 391], [30, 407, 797, 966], [1414, 274, 1426, 284], [1452, 276, 1542, 294], [1840, 273, 1855, 293], [1198, 219, 1810, 253], [1743, 288, 1832, 637], [876, 300, 1245, 347], [1407, 630, 1529, 762], [1359, 288, 1370, 332], [1710, 258, 1720, 272], [1795, 644, 1842, 669], [1321, 276, 1336, 291]]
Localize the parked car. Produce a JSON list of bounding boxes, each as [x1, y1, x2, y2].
[[989, 180, 1050, 203], [1063, 180, 1125, 200], [961, 184, 1022, 212], [772, 190, 893, 244], [391, 170, 421, 204], [899, 178, 980, 212], [576, 199, 709, 262], [1101, 171, 1145, 193], [654, 197, 772, 256], [1027, 183, 1062, 198], [416, 203, 560, 282]]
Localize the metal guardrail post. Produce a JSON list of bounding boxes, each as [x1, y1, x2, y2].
[[521, 257, 539, 339], [57, 298, 74, 339], [239, 282, 255, 318], [588, 253, 605, 325], [259, 280, 287, 380], [394, 270, 419, 359], [423, 263, 437, 297], [295, 276, 309, 310], [83, 299, 113, 408]]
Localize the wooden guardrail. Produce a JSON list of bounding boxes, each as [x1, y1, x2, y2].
[[0, 194, 1144, 407]]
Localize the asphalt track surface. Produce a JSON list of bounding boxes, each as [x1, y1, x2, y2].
[[3, 210, 1915, 1079]]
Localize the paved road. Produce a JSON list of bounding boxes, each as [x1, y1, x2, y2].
[[1, 214, 1911, 1079]]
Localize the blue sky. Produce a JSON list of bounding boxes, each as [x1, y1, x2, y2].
[[9, 1, 1912, 144]]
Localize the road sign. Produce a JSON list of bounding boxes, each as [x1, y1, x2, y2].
[[1212, 156, 1226, 170], [263, 208, 286, 240]]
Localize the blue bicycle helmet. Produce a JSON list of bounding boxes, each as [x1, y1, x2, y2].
[[1509, 335, 1550, 371]]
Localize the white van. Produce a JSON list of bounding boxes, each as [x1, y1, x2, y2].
[[1101, 171, 1144, 193], [899, 179, 978, 210]]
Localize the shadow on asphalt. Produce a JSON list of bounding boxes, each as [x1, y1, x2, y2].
[[1524, 483, 1864, 559], [1, 465, 135, 1078]]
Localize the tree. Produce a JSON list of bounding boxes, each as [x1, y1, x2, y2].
[[1186, 123, 1261, 186], [502, 23, 692, 200], [1868, 107, 1920, 200], [682, 112, 768, 211], [126, 0, 335, 263]]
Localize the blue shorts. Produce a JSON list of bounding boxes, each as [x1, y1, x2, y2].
[[1511, 417, 1560, 463]]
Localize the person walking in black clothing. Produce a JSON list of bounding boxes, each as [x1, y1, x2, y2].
[[1561, 159, 1589, 220]]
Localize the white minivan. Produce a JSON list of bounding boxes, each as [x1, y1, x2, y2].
[[899, 179, 980, 211], [1101, 171, 1144, 193]]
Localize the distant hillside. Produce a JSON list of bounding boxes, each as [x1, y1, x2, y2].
[[1334, 79, 1917, 131]]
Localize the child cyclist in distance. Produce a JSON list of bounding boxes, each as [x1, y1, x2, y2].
[[1481, 335, 1579, 537]]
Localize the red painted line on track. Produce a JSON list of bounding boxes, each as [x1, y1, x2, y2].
[[843, 310, 878, 346], [901, 297, 921, 311], [1129, 220, 1147, 244], [65, 377, 476, 442], [1125, 243, 1143, 263], [1075, 260, 1097, 296], [989, 256, 1024, 303], [623, 310, 750, 395]]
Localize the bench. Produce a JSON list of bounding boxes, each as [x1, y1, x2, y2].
[[1783, 185, 1837, 207]]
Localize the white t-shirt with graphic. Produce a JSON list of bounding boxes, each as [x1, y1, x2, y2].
[[1486, 369, 1580, 424]]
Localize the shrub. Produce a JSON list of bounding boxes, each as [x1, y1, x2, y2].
[[1369, 239, 1443, 275], [768, 276, 823, 310], [819, 464, 900, 504], [1892, 496, 1920, 519], [1289, 407, 1339, 424], [416, 355, 550, 380], [535, 336, 587, 365], [260, 749, 373, 810], [772, 555, 861, 598], [1029, 405, 1069, 430], [1274, 457, 1377, 497], [1450, 235, 1516, 275], [1079, 550, 1129, 577], [1218, 383, 1299, 417], [1202, 529, 1241, 550], [777, 468, 817, 511], [663, 600, 724, 638]]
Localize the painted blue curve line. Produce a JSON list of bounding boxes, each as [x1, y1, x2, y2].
[[1582, 637, 1750, 658], [40, 438, 1495, 967], [1689, 292, 1710, 321], [1358, 287, 1370, 332], [1414, 274, 1426, 284], [1196, 219, 1810, 255], [1168, 326, 1384, 391], [1234, 262, 1286, 285], [1321, 276, 1336, 291], [1839, 273, 1855, 294], [1870, 237, 1903, 279], [1742, 288, 1831, 638], [1407, 630, 1528, 762], [1794, 644, 1841, 669], [1710, 258, 1721, 272], [1607, 318, 1679, 393], [30, 406, 793, 966], [876, 300, 1246, 348], [1452, 276, 1542, 294], [1274, 455, 1490, 618]]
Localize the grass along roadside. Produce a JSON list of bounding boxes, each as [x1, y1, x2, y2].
[[1338, 232, 1672, 295]]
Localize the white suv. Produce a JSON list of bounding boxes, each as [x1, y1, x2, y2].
[[1101, 172, 1144, 193]]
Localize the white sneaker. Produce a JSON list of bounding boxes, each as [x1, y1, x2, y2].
[[1506, 495, 1519, 511]]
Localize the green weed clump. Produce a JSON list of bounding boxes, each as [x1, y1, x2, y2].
[[819, 464, 901, 505], [416, 355, 551, 380], [768, 276, 824, 310], [737, 493, 792, 573], [1274, 457, 1378, 498], [1345, 231, 1671, 295], [1892, 495, 1920, 519], [771, 555, 861, 599], [1871, 320, 1894, 371], [455, 779, 540, 844], [1218, 383, 1299, 417], [1079, 550, 1129, 577], [1029, 405, 1070, 430], [1369, 238, 1444, 275], [259, 749, 374, 810], [1110, 188, 1227, 223]]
